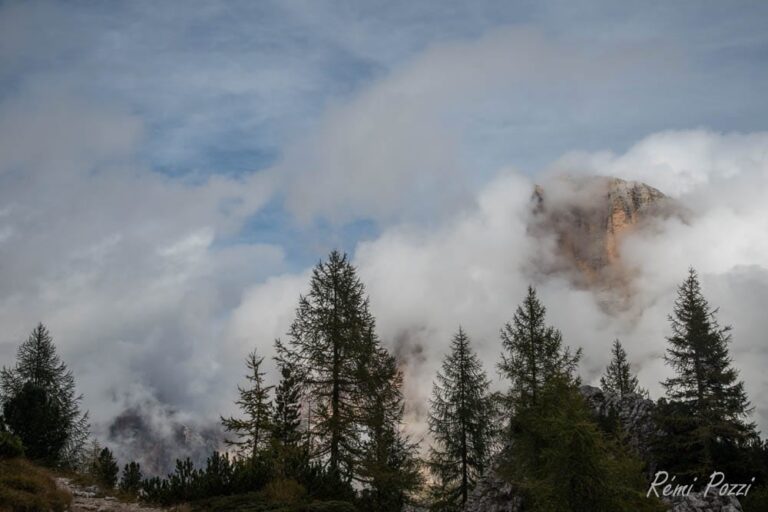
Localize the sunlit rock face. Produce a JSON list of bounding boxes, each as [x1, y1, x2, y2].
[[529, 175, 683, 307]]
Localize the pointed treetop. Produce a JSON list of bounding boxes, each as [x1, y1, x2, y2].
[[600, 339, 642, 398]]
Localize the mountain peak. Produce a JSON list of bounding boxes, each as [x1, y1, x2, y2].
[[529, 175, 682, 300]]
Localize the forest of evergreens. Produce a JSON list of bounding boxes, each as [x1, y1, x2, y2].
[[1, 251, 767, 511]]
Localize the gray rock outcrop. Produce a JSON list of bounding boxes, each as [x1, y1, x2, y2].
[[664, 488, 743, 512], [579, 384, 657, 463]]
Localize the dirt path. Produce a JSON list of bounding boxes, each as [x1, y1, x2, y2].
[[55, 478, 168, 512]]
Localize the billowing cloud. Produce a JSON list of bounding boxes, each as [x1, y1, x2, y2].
[[347, 130, 768, 437], [0, 90, 280, 438], [1, 1, 767, 469], [552, 130, 768, 199], [228, 130, 768, 443], [277, 27, 663, 224]]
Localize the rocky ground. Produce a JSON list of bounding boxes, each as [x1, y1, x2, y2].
[[54, 478, 169, 512]]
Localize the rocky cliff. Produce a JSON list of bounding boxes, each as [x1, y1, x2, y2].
[[529, 175, 682, 300]]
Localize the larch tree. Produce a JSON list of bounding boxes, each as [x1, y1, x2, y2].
[[221, 349, 274, 464], [275, 250, 378, 484], [0, 323, 89, 467], [600, 339, 643, 398], [494, 292, 659, 512], [657, 268, 755, 477], [428, 327, 494, 510], [502, 375, 664, 512], [498, 286, 581, 413]]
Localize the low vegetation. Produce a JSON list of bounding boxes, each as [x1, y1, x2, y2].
[[0, 457, 71, 512], [187, 492, 356, 512]]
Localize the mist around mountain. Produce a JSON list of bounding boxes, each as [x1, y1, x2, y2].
[[2, 197, 767, 511]]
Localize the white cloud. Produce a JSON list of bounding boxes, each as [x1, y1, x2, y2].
[[552, 130, 768, 198], [224, 130, 768, 442], [347, 130, 768, 436], [1, 0, 767, 464], [277, 27, 657, 224], [0, 90, 281, 435]]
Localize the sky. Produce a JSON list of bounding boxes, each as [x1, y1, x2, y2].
[[0, 0, 767, 463]]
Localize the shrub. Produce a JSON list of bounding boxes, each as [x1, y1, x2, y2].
[[0, 431, 24, 459]]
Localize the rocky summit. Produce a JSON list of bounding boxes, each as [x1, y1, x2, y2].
[[529, 175, 682, 299]]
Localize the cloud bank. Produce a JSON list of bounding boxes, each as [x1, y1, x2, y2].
[[0, 1, 766, 469], [228, 130, 768, 444]]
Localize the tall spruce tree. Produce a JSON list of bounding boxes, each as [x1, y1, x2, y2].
[[498, 287, 581, 413], [359, 341, 422, 512], [270, 358, 305, 479], [0, 323, 89, 466], [600, 339, 643, 398], [657, 268, 755, 477], [119, 461, 143, 494], [272, 360, 303, 448], [221, 349, 273, 463], [275, 250, 378, 483], [428, 327, 493, 510], [92, 447, 119, 489]]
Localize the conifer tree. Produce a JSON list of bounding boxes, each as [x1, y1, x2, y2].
[[93, 447, 119, 489], [502, 375, 664, 512], [498, 287, 581, 412], [428, 327, 493, 510], [2, 382, 67, 463], [270, 358, 305, 480], [276, 250, 377, 483], [359, 342, 422, 511], [0, 323, 89, 466], [221, 349, 274, 463], [80, 438, 103, 474], [272, 361, 303, 448], [492, 289, 663, 511], [657, 268, 755, 477], [119, 461, 143, 494], [600, 339, 643, 398]]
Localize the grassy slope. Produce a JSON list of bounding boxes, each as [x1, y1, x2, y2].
[[188, 492, 357, 512], [0, 458, 72, 512]]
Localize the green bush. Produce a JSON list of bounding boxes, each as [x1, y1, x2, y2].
[[0, 431, 24, 459]]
